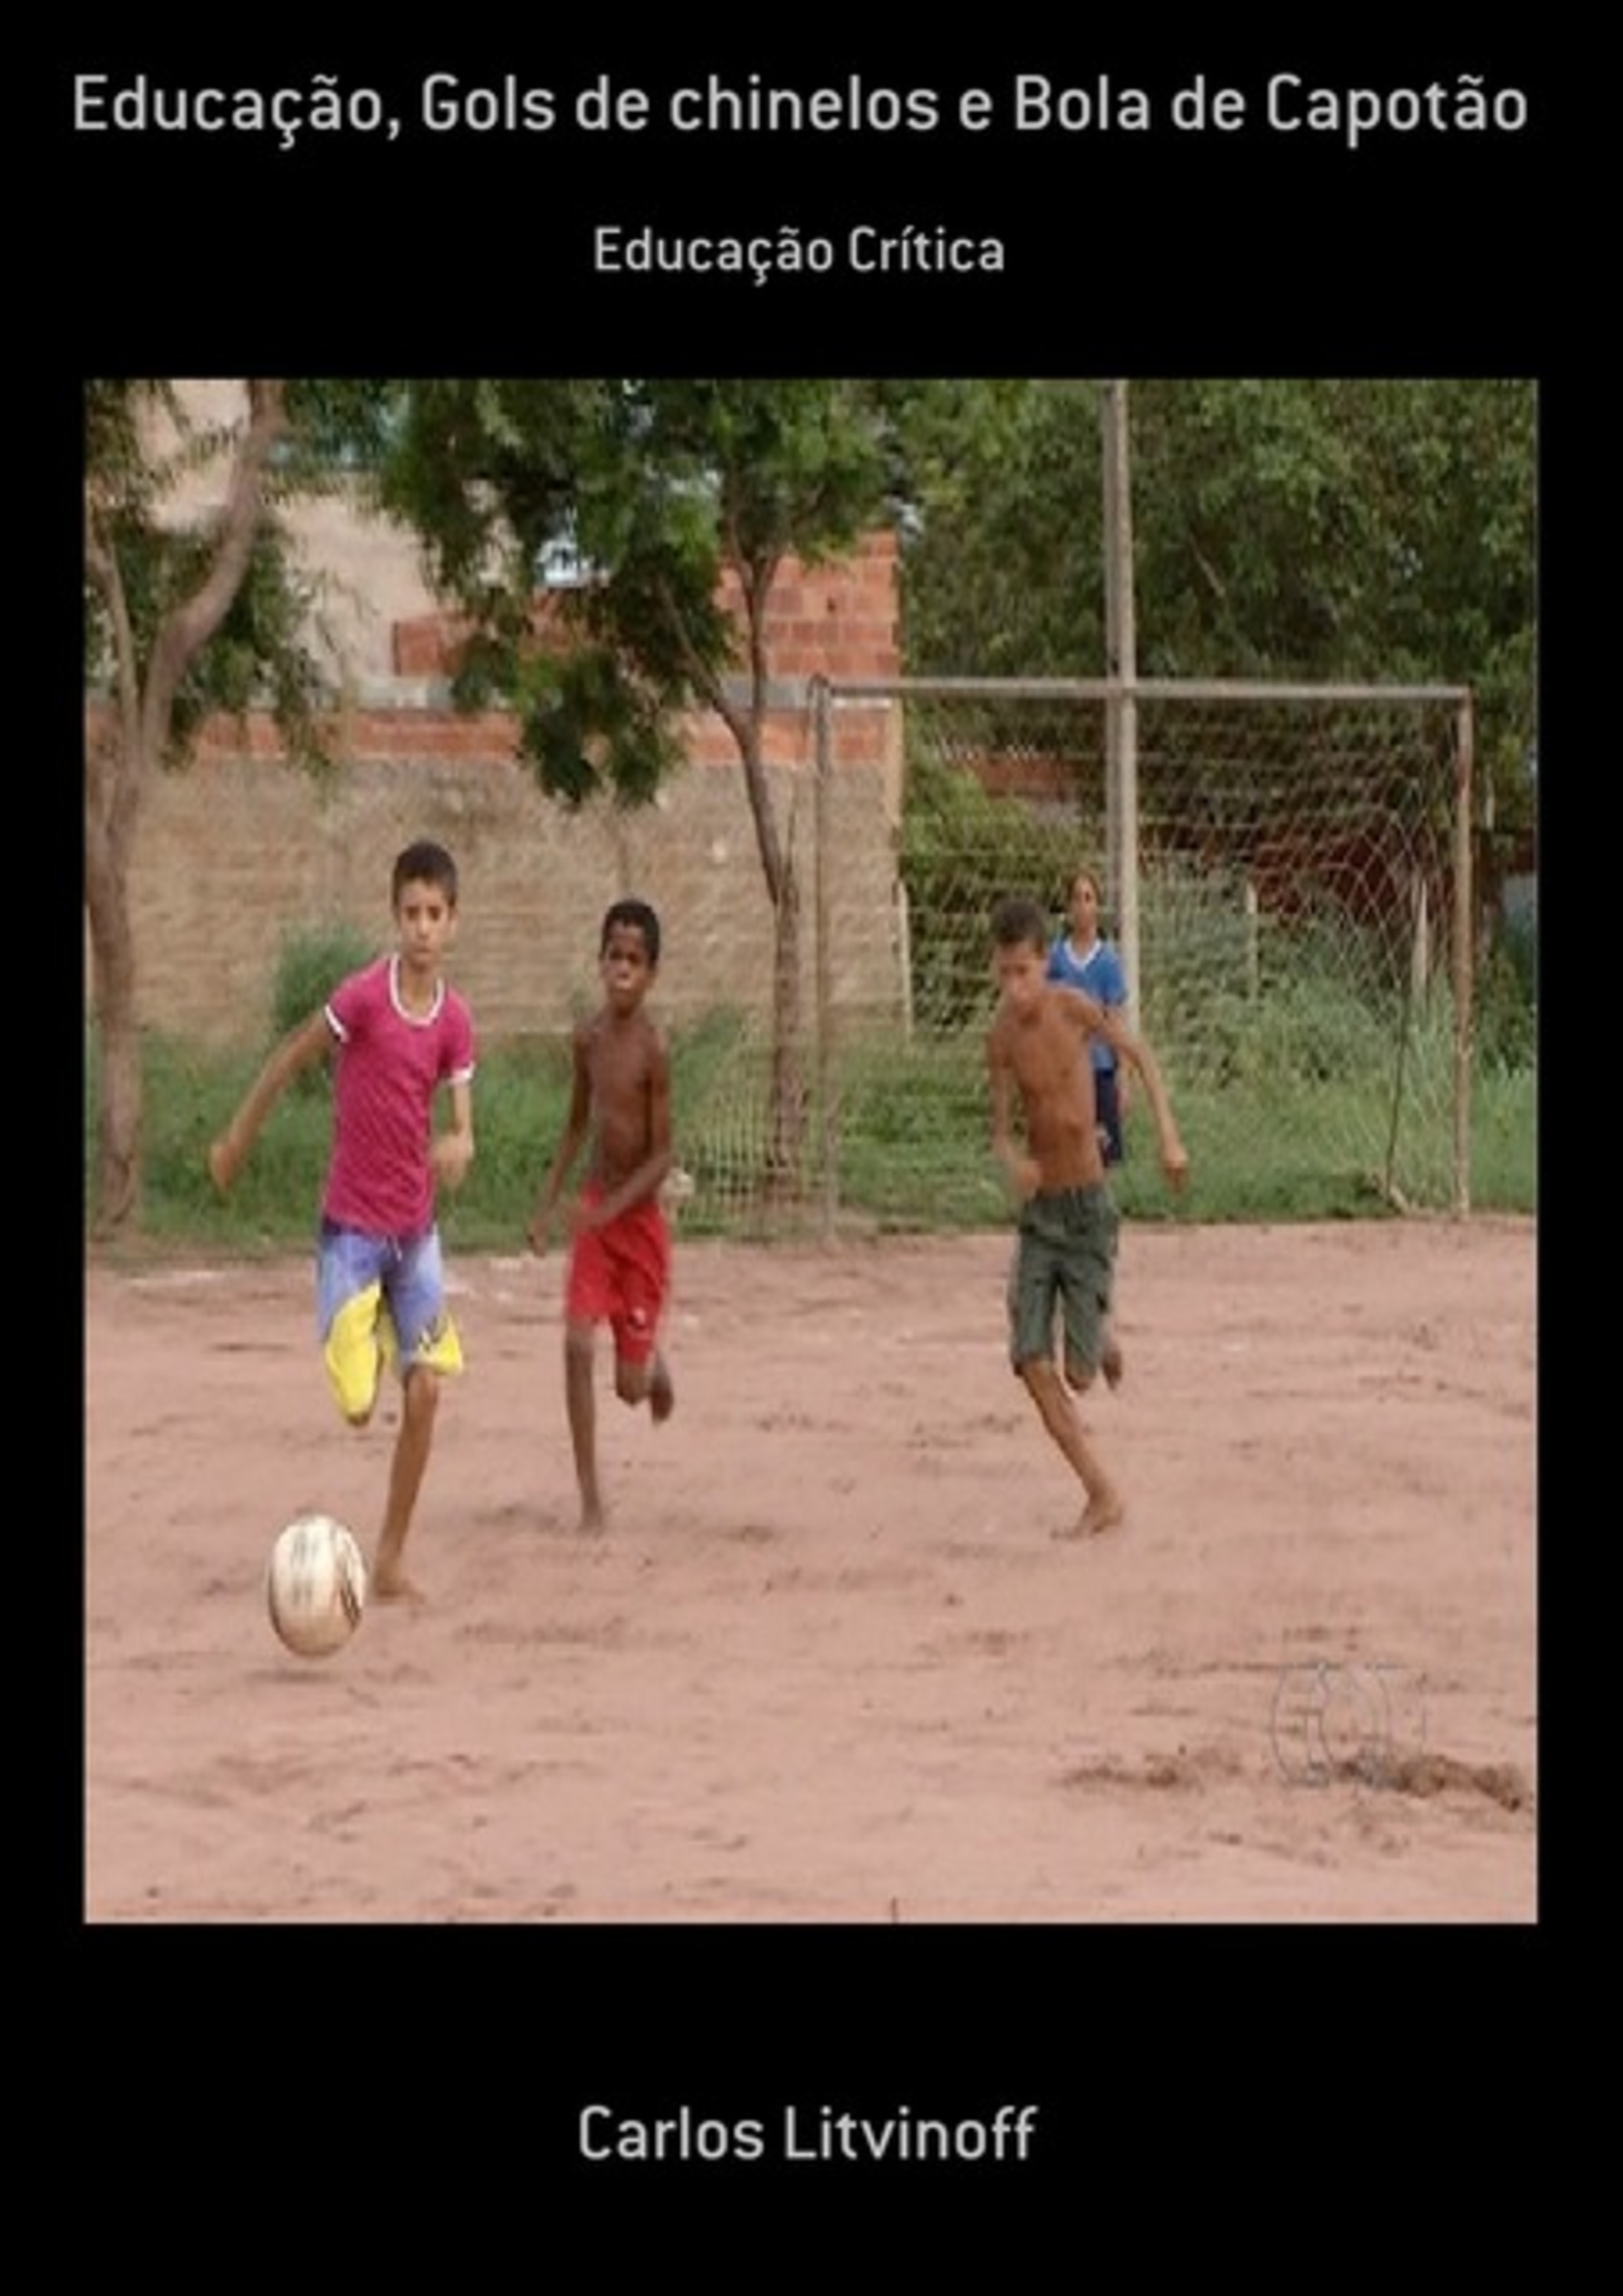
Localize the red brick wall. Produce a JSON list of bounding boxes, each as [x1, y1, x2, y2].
[[89, 537, 907, 1047], [390, 531, 901, 692]]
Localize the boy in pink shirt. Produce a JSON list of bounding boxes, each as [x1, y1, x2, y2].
[[209, 840, 476, 1599]]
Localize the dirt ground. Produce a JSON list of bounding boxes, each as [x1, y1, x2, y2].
[[83, 1217, 1536, 1923]]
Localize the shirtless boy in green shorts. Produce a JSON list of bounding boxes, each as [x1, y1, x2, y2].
[[987, 894, 1188, 1537]]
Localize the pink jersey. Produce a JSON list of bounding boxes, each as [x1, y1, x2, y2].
[[322, 955, 475, 1237]]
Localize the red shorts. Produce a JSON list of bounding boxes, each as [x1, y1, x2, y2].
[[565, 1188, 671, 1364]]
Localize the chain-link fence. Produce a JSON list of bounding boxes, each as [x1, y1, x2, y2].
[[673, 675, 1475, 1233]]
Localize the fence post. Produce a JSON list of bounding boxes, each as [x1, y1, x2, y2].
[[1453, 693, 1475, 1215], [813, 674, 838, 1239], [1101, 382, 1142, 1025]]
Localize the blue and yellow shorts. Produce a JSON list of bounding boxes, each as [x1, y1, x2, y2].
[[315, 1218, 464, 1423]]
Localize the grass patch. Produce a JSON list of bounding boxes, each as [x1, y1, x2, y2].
[[88, 1013, 1536, 1250]]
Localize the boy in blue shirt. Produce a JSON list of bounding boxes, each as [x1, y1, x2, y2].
[[1046, 866, 1129, 1166]]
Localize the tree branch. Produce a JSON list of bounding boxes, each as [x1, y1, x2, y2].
[[649, 569, 740, 739], [653, 560, 787, 905], [140, 379, 289, 762], [83, 494, 144, 841], [1187, 522, 1229, 606], [743, 554, 778, 739]]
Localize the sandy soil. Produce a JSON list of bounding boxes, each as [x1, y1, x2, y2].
[[83, 1218, 1536, 1923]]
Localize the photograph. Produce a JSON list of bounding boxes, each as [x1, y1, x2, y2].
[[84, 375, 1536, 1926]]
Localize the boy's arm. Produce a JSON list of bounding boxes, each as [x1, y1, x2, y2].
[[207, 1010, 333, 1192], [1105, 974, 1133, 1113], [431, 1075, 475, 1191], [987, 1027, 1040, 1201], [1090, 1009, 1188, 1187], [1050, 981, 1132, 1109], [1102, 947, 1133, 1111], [572, 1035, 674, 1231], [527, 1029, 593, 1250], [1113, 1037, 1133, 1116], [1053, 982, 1106, 1035]]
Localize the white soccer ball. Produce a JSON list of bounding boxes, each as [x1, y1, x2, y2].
[[266, 1512, 367, 1658]]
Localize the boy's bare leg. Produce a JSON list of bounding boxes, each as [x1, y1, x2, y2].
[[566, 1324, 606, 1531], [614, 1352, 674, 1424], [1067, 1337, 1123, 1394], [1020, 1358, 1125, 1536], [373, 1368, 439, 1599], [649, 1352, 674, 1423]]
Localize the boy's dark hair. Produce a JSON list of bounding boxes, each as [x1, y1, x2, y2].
[[991, 894, 1049, 955], [602, 898, 661, 966], [392, 840, 459, 908]]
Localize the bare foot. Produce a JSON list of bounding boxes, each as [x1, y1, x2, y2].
[[1053, 1490, 1126, 1541], [371, 1562, 426, 1603], [1079, 1489, 1125, 1536], [1102, 1337, 1124, 1391], [649, 1356, 674, 1424]]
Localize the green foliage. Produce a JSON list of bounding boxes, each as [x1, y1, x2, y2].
[[440, 1039, 573, 1220], [271, 921, 376, 1035], [1135, 890, 1403, 1093], [899, 755, 1067, 1028], [1470, 1065, 1538, 1208], [269, 922, 377, 1078], [380, 378, 893, 803], [661, 1009, 774, 1218], [832, 1032, 1006, 1229], [277, 380, 403, 483], [377, 377, 898, 1196], [1474, 909, 1537, 1075], [92, 1014, 1535, 1253], [881, 378, 1104, 676], [669, 1006, 759, 1107], [83, 381, 181, 518], [85, 382, 339, 771], [170, 520, 335, 771], [885, 377, 1536, 840], [508, 644, 688, 808]]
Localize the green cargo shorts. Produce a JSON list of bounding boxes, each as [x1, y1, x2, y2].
[[1007, 1182, 1119, 1376]]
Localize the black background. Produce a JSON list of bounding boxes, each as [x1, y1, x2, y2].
[[51, 16, 1559, 2245], [54, 24, 1555, 370]]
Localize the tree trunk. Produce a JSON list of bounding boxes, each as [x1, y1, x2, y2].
[[84, 828, 142, 1237], [733, 709, 806, 1205], [766, 863, 805, 1200], [686, 558, 812, 1205], [83, 377, 288, 1237]]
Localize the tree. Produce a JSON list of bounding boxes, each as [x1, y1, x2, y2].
[[380, 378, 892, 1195], [83, 380, 371, 1234], [888, 377, 1536, 833], [880, 377, 1107, 678]]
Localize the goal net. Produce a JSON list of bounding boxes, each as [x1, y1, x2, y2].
[[809, 676, 1474, 1225]]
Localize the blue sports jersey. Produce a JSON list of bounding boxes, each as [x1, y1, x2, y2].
[[1046, 935, 1128, 1072]]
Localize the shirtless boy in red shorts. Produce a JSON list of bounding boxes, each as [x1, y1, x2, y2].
[[527, 899, 674, 1531]]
